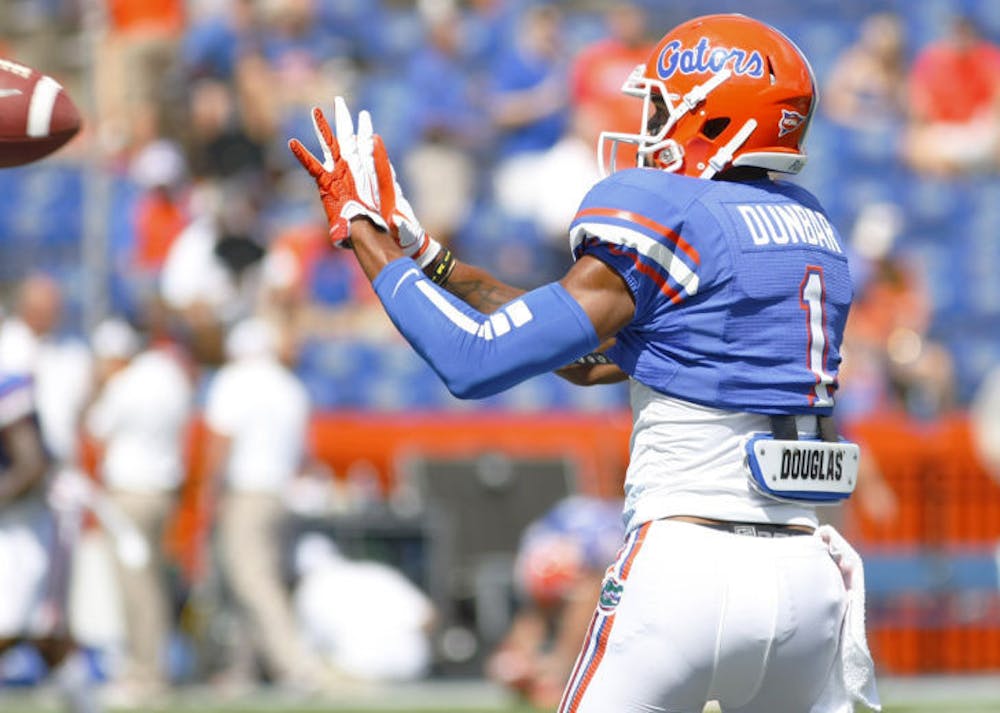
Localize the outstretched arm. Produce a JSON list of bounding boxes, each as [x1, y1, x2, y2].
[[349, 219, 633, 394], [426, 259, 628, 385], [290, 99, 633, 394]]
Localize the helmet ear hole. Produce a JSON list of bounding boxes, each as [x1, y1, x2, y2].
[[701, 117, 731, 139]]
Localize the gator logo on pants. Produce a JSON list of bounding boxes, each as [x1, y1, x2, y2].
[[598, 575, 623, 612]]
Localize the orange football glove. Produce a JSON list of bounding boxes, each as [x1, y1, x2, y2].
[[288, 97, 387, 246]]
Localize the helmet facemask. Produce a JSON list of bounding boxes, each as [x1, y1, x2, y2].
[[598, 64, 745, 178]]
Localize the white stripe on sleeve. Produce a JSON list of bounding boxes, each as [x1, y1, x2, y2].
[[572, 221, 700, 295]]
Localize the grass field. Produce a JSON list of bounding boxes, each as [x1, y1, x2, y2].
[[88, 707, 1000, 713], [3, 677, 1000, 712], [3, 702, 1000, 712]]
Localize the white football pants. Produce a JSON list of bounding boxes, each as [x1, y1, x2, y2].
[[0, 499, 55, 638], [559, 519, 849, 713]]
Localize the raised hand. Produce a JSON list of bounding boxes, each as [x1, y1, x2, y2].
[[288, 97, 387, 246]]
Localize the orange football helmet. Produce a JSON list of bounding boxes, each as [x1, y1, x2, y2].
[[598, 14, 817, 179]]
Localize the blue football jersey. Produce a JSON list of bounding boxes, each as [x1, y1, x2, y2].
[[569, 168, 851, 415]]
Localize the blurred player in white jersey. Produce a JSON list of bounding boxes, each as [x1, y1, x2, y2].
[[291, 13, 880, 713], [0, 371, 101, 713]]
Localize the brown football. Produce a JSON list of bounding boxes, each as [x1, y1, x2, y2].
[[0, 57, 81, 168]]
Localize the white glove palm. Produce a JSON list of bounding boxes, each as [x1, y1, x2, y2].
[[372, 150, 441, 267]]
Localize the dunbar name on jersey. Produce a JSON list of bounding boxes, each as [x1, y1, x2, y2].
[[570, 167, 850, 416]]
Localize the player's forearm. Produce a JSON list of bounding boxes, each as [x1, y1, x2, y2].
[[350, 218, 525, 313], [371, 259, 599, 398], [348, 219, 405, 282], [555, 361, 629, 385], [436, 262, 525, 314]]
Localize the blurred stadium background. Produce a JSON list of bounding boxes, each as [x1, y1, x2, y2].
[[2, 0, 1000, 710]]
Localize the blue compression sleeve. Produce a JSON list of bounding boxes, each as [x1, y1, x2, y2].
[[372, 258, 600, 399]]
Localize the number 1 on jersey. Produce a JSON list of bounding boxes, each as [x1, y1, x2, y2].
[[800, 266, 834, 407]]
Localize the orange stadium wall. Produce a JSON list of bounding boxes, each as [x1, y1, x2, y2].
[[157, 410, 634, 578], [846, 413, 1000, 674]]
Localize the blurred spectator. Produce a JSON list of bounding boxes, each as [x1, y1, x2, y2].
[[486, 495, 624, 710], [492, 108, 603, 282], [201, 317, 331, 692], [840, 203, 957, 421], [124, 139, 192, 311], [257, 0, 342, 73], [257, 223, 394, 343], [159, 179, 266, 364], [849, 266, 955, 421], [257, 222, 329, 322], [84, 317, 194, 701], [489, 4, 569, 162], [823, 12, 907, 131], [903, 15, 1000, 176], [181, 0, 261, 81], [242, 0, 350, 156], [488, 4, 571, 281], [400, 3, 484, 245], [0, 274, 92, 470], [569, 3, 653, 150], [93, 0, 186, 156], [292, 533, 434, 682], [460, 0, 521, 71], [129, 140, 190, 273], [184, 78, 267, 181], [488, 4, 653, 278], [0, 367, 101, 713]]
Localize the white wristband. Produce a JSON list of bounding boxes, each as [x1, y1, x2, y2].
[[406, 234, 442, 269]]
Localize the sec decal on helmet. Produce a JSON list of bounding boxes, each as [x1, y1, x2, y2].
[[598, 14, 817, 179]]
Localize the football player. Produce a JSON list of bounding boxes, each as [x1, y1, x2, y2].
[[487, 496, 624, 709], [0, 371, 101, 712], [291, 13, 880, 713]]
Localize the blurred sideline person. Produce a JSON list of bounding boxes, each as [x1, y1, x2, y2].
[[401, 2, 482, 247], [487, 496, 624, 709], [292, 533, 434, 683], [291, 13, 880, 713], [0, 371, 101, 713], [0, 273, 93, 478], [84, 318, 194, 700], [201, 317, 331, 692]]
